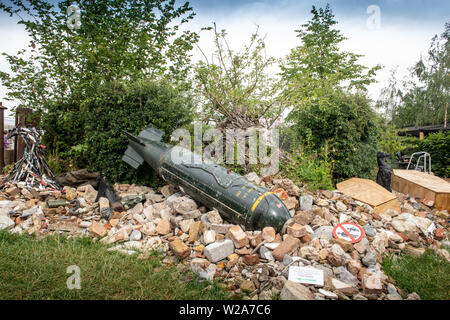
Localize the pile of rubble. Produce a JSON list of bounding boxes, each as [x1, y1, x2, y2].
[[0, 173, 448, 300]]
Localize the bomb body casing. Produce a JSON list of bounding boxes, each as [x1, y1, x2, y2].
[[122, 127, 291, 232]]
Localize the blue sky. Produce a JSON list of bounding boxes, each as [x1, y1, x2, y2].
[[0, 0, 449, 114]]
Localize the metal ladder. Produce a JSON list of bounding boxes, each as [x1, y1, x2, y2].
[[406, 152, 432, 174]]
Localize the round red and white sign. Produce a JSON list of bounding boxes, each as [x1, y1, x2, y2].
[[332, 223, 364, 243]]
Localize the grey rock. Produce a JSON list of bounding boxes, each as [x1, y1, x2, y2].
[[259, 246, 274, 261], [21, 207, 38, 219], [280, 280, 315, 300], [312, 226, 334, 240], [299, 195, 313, 211], [282, 254, 294, 266], [79, 221, 92, 228], [166, 192, 182, 207], [190, 258, 216, 281], [210, 223, 234, 234], [0, 216, 15, 230], [182, 209, 201, 220], [363, 224, 376, 237], [334, 266, 359, 286], [362, 250, 377, 267]]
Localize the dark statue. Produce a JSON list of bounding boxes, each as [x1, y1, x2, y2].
[[376, 152, 392, 192]]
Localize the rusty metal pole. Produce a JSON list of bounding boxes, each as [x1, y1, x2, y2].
[[0, 102, 6, 169]]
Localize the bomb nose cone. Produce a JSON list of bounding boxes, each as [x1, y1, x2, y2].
[[250, 193, 291, 232]]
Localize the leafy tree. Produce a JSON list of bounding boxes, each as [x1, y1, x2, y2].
[[280, 5, 381, 181], [194, 23, 282, 130]]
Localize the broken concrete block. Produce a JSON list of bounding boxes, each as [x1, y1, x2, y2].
[[262, 226, 276, 242], [203, 230, 216, 245], [188, 221, 203, 243], [156, 219, 171, 235], [169, 238, 190, 258], [204, 239, 235, 263], [272, 236, 300, 261], [84, 184, 98, 204], [287, 223, 307, 238], [228, 225, 249, 248], [88, 221, 107, 237]]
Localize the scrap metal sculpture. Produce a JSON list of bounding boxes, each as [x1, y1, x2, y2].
[[122, 127, 291, 232], [1, 127, 62, 190]]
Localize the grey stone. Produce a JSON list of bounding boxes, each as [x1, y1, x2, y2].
[[0, 216, 15, 230], [259, 246, 274, 261], [200, 214, 209, 224], [84, 184, 98, 204], [0, 207, 12, 217], [179, 219, 194, 233], [363, 224, 376, 237], [334, 266, 359, 286], [182, 209, 201, 219], [190, 258, 216, 281], [299, 195, 313, 211], [362, 250, 377, 267], [282, 254, 294, 266], [312, 226, 334, 240], [280, 280, 315, 300], [204, 239, 235, 263], [166, 192, 182, 207], [0, 200, 13, 208], [79, 221, 92, 228], [318, 289, 338, 299], [245, 172, 260, 184], [173, 197, 198, 214], [128, 202, 143, 216], [20, 207, 38, 218]]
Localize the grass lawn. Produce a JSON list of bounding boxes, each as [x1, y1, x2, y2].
[[382, 249, 450, 300], [0, 231, 232, 300]]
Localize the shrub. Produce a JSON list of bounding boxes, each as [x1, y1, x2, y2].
[[419, 132, 450, 177], [82, 79, 194, 185], [283, 150, 333, 191], [289, 90, 380, 182]]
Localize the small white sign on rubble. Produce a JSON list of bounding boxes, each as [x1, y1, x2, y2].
[[288, 266, 324, 286]]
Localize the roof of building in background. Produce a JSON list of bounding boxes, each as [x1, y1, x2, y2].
[[398, 122, 449, 137]]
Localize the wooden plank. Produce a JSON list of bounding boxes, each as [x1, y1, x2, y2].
[[337, 178, 400, 214], [392, 169, 450, 211]]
